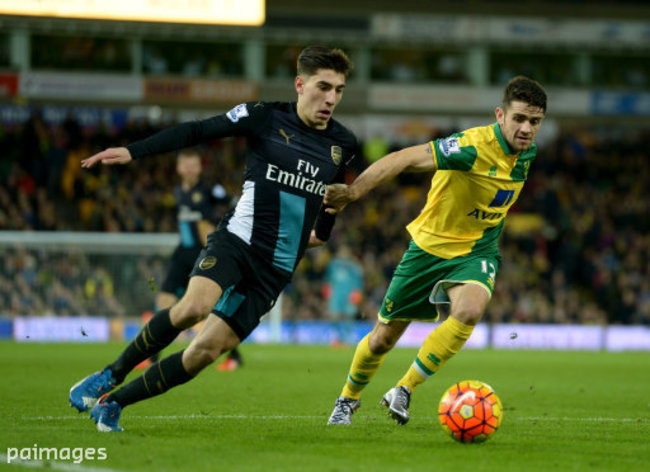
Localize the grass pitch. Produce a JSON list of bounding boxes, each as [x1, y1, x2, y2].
[[0, 341, 648, 472]]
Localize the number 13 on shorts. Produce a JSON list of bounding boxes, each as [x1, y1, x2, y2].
[[480, 260, 496, 278]]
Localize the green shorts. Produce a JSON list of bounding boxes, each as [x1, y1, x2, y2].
[[379, 240, 500, 323]]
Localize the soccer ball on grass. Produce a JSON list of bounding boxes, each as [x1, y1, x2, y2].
[[438, 380, 503, 443]]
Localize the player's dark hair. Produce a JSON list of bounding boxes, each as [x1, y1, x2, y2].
[[297, 46, 353, 77], [502, 76, 547, 113]]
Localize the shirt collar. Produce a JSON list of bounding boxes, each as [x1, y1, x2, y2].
[[493, 122, 516, 156]]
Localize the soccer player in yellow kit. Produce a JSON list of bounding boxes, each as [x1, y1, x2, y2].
[[326, 76, 547, 425]]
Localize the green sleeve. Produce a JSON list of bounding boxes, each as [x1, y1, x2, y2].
[[433, 133, 478, 171]]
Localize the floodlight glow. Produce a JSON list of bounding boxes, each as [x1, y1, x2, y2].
[[0, 0, 265, 26]]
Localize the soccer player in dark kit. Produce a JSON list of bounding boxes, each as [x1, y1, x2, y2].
[[69, 46, 357, 432]]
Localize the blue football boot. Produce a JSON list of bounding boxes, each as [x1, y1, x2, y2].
[[69, 369, 116, 412], [90, 394, 123, 432]]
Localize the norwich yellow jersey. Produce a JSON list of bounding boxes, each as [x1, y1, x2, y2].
[[406, 123, 536, 259]]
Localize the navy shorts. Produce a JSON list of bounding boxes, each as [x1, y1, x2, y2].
[[189, 230, 291, 340], [161, 245, 202, 298]]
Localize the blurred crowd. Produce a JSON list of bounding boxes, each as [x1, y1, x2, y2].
[[0, 112, 648, 325], [0, 248, 168, 319]]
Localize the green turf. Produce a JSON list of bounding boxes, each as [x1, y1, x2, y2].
[[0, 341, 648, 472]]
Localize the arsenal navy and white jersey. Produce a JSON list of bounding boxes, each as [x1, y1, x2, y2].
[[174, 182, 226, 249], [127, 101, 357, 274]]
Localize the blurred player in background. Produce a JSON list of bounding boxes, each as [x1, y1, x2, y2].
[[69, 45, 358, 432], [326, 76, 547, 425], [323, 244, 363, 346], [136, 148, 242, 371]]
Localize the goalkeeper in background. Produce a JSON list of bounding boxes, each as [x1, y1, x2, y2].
[[326, 76, 547, 425]]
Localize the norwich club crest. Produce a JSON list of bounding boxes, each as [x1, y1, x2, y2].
[[331, 146, 342, 165]]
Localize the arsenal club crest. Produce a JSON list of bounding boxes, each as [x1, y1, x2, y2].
[[331, 146, 342, 165]]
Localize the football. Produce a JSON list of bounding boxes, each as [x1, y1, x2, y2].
[[438, 380, 503, 443]]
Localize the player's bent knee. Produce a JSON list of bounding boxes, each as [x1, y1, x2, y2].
[[452, 306, 484, 325], [368, 322, 405, 354], [368, 332, 396, 354], [172, 300, 212, 326]]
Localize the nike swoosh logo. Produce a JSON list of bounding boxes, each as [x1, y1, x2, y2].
[[452, 390, 476, 412]]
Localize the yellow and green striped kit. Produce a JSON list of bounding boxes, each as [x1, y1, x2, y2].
[[407, 122, 537, 259]]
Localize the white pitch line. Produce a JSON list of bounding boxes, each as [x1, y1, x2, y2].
[[23, 414, 645, 422], [25, 414, 324, 420], [0, 453, 123, 472], [519, 416, 643, 422]]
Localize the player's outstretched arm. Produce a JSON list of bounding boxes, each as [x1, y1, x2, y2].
[[324, 143, 436, 214], [81, 147, 132, 168]]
